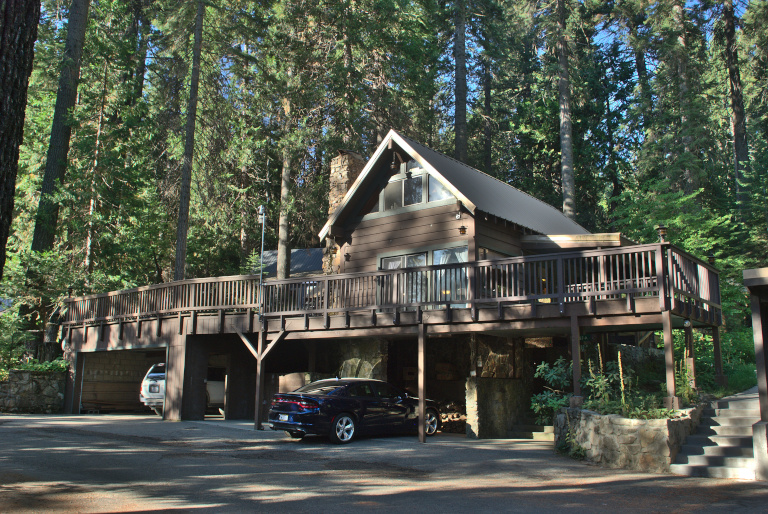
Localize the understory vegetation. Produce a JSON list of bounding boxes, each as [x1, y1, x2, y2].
[[530, 332, 757, 424]]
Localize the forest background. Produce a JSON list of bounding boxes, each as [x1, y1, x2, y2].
[[0, 0, 767, 390]]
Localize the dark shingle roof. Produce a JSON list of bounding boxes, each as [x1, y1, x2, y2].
[[260, 248, 324, 277], [319, 130, 589, 239], [396, 133, 589, 235]]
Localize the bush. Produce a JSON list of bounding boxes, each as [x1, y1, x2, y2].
[[13, 358, 69, 374]]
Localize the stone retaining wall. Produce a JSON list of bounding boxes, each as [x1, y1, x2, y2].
[[554, 405, 704, 473], [0, 370, 66, 413]]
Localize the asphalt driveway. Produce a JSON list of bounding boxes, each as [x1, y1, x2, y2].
[[1, 414, 766, 513]]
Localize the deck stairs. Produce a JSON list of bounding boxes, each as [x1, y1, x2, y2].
[[508, 424, 554, 441], [671, 388, 760, 480]]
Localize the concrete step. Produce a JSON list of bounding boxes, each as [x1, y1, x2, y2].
[[508, 425, 554, 440], [701, 416, 760, 427], [709, 399, 759, 411], [696, 424, 754, 437], [670, 463, 756, 480], [702, 407, 760, 418], [685, 434, 753, 448], [674, 453, 755, 469], [678, 444, 753, 458], [510, 425, 554, 433]]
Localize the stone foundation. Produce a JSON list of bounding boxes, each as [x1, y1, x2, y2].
[[465, 377, 530, 438], [554, 405, 704, 473], [0, 370, 66, 413]]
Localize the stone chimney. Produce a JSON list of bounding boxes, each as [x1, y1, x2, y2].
[[328, 149, 366, 216], [324, 150, 366, 275]]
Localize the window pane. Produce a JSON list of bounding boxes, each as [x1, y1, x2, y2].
[[382, 257, 403, 269], [382, 181, 402, 211], [404, 175, 423, 206], [433, 247, 468, 265], [406, 253, 427, 268], [428, 175, 453, 202], [407, 159, 422, 172]]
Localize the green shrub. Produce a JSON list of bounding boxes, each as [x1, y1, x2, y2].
[[530, 357, 572, 424], [13, 358, 69, 374]]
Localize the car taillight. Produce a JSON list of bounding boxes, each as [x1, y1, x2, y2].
[[298, 399, 318, 410]]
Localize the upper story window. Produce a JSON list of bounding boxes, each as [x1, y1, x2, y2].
[[363, 159, 454, 216]]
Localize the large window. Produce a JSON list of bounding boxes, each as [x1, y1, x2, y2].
[[364, 160, 454, 216], [379, 247, 468, 305]]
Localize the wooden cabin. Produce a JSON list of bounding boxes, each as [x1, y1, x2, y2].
[[62, 131, 723, 439]]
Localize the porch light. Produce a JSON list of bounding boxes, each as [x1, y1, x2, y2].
[[344, 252, 350, 261], [458, 225, 467, 235], [655, 224, 668, 242], [67, 286, 73, 298], [708, 253, 716, 265]]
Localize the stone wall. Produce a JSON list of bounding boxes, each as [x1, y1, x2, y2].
[[0, 370, 66, 413], [554, 405, 704, 473], [466, 377, 530, 438], [465, 334, 532, 439]]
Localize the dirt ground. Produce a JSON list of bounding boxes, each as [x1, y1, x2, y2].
[[1, 414, 767, 513]]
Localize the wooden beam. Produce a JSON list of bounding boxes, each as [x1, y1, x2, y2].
[[236, 330, 259, 360], [418, 322, 426, 443], [261, 330, 288, 360], [571, 315, 581, 398], [662, 310, 679, 408], [254, 330, 266, 430]]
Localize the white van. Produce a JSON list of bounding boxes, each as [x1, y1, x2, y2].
[[140, 363, 226, 415]]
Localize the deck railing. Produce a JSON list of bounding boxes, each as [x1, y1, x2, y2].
[[63, 243, 721, 326]]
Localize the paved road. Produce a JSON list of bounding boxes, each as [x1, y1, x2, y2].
[[1, 414, 766, 513]]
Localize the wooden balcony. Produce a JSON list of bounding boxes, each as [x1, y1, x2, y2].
[[63, 243, 721, 341]]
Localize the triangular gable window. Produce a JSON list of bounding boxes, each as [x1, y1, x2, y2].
[[361, 159, 454, 217]]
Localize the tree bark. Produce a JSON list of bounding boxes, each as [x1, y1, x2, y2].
[[724, 0, 749, 218], [454, 0, 467, 163], [276, 129, 292, 280], [483, 58, 492, 175], [557, 0, 575, 219], [30, 0, 91, 254], [0, 0, 40, 280], [174, 0, 205, 281]]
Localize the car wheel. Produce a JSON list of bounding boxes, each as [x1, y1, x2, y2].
[[329, 413, 356, 444], [285, 431, 305, 439], [425, 408, 440, 436]]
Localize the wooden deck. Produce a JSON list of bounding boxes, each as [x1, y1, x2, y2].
[[63, 242, 721, 345]]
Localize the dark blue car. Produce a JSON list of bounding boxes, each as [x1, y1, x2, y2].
[[268, 378, 441, 443]]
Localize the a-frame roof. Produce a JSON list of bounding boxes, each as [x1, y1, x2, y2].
[[319, 130, 590, 240]]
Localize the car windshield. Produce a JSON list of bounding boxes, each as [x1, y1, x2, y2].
[[147, 364, 165, 376], [294, 382, 344, 395]]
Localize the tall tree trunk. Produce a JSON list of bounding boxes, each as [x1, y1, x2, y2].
[[672, 1, 695, 195], [557, 0, 575, 219], [454, 0, 467, 163], [84, 59, 110, 282], [30, 0, 91, 253], [174, 0, 205, 281], [0, 0, 40, 280], [724, 0, 749, 218], [276, 130, 291, 279], [483, 59, 492, 175]]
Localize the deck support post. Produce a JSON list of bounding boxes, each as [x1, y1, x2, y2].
[[746, 273, 768, 480], [570, 315, 582, 406], [684, 323, 696, 389], [254, 329, 267, 430], [418, 322, 426, 443], [662, 310, 680, 409], [712, 326, 727, 387]]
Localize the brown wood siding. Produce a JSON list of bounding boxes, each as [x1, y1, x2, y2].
[[340, 204, 468, 273], [475, 216, 523, 257]]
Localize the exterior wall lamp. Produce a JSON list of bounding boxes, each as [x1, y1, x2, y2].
[[654, 224, 668, 242], [458, 225, 467, 235], [708, 253, 716, 265]]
